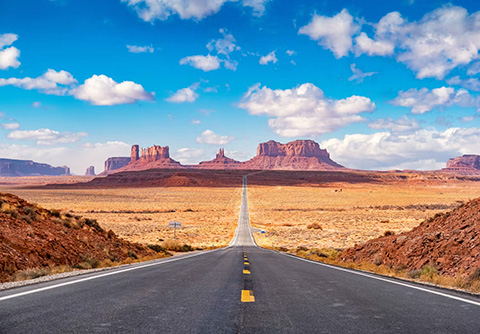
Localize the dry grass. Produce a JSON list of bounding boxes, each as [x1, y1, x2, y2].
[[249, 183, 480, 250], [3, 186, 241, 249]]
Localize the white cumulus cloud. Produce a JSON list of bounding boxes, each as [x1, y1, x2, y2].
[[196, 129, 234, 145], [298, 9, 359, 58], [0, 122, 20, 130], [0, 69, 77, 95], [322, 127, 480, 170], [180, 55, 221, 71], [7, 128, 87, 145], [122, 0, 269, 21], [173, 147, 206, 164], [368, 116, 420, 133], [166, 82, 199, 103], [0, 33, 20, 70], [259, 50, 277, 65], [238, 83, 375, 137], [71, 74, 155, 105], [392, 86, 480, 114]]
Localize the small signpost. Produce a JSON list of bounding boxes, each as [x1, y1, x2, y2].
[[169, 221, 181, 239]]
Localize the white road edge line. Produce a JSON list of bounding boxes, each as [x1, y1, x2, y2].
[[276, 251, 480, 307], [0, 248, 224, 302]]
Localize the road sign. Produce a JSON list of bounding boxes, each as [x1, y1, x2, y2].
[[169, 221, 181, 228], [169, 221, 181, 239]]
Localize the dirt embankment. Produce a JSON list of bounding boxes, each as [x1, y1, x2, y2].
[[341, 197, 480, 277], [0, 192, 168, 282]]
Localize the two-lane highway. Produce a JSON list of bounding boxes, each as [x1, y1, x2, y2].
[[1, 176, 480, 333]]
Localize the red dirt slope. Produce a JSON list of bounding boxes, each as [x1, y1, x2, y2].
[[0, 192, 163, 282], [341, 198, 480, 277]]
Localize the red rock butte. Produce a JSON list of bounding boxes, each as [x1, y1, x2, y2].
[[442, 154, 480, 174], [102, 140, 345, 174], [116, 145, 183, 172], [243, 140, 344, 170], [197, 148, 241, 169]]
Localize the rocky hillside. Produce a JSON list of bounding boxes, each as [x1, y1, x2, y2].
[[341, 198, 480, 277], [0, 192, 166, 282], [0, 158, 70, 177]]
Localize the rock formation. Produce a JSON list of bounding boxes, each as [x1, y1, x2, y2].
[[131, 144, 139, 162], [244, 140, 344, 170], [85, 166, 96, 176], [103, 157, 131, 174], [197, 148, 241, 169], [442, 154, 480, 173], [116, 145, 183, 172], [341, 197, 480, 277], [0, 158, 70, 177]]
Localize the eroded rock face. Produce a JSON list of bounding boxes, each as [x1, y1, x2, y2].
[[104, 157, 130, 173], [85, 166, 96, 176], [0, 158, 70, 176], [131, 145, 140, 162], [244, 140, 344, 170], [445, 155, 480, 171], [341, 198, 480, 277], [117, 145, 183, 172], [197, 149, 241, 169]]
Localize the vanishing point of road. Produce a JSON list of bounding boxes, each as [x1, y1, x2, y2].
[[1, 176, 480, 333]]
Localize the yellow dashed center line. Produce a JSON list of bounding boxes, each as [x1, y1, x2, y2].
[[244, 261, 249, 265], [243, 269, 251, 274], [241, 290, 255, 302]]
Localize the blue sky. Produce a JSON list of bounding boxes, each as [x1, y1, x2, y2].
[[1, 0, 480, 174]]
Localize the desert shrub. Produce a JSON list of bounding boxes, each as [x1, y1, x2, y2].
[[20, 214, 33, 224], [148, 244, 167, 253], [50, 209, 61, 217], [162, 240, 194, 252], [4, 208, 19, 218], [409, 264, 438, 280], [83, 218, 104, 233], [296, 246, 308, 252], [384, 230, 395, 236], [307, 222, 323, 230], [128, 251, 138, 259], [468, 268, 480, 283], [107, 229, 116, 239], [74, 255, 100, 269], [13, 267, 49, 281], [23, 206, 38, 219]]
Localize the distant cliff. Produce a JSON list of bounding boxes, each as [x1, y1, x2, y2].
[[101, 140, 345, 174], [243, 140, 344, 170], [442, 155, 480, 173], [0, 158, 70, 177], [103, 157, 131, 174]]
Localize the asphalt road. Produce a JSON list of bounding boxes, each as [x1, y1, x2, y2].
[[1, 176, 480, 333]]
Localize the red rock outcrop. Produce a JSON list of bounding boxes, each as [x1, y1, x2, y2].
[[85, 166, 96, 176], [244, 140, 344, 170], [131, 144, 140, 162], [197, 149, 241, 169], [0, 158, 70, 176], [341, 198, 480, 277], [442, 155, 480, 174], [117, 145, 183, 172], [103, 157, 130, 174]]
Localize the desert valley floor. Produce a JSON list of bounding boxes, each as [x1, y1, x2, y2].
[[2, 175, 480, 251]]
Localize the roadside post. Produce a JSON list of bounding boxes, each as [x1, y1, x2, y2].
[[169, 221, 181, 239]]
